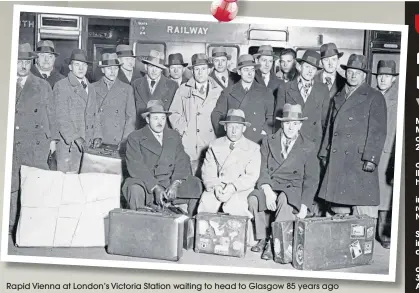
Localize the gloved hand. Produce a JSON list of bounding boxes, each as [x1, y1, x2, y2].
[[166, 180, 182, 201], [74, 137, 86, 152], [153, 185, 167, 207], [262, 184, 277, 211], [92, 138, 102, 148], [363, 161, 376, 172], [296, 204, 308, 219]]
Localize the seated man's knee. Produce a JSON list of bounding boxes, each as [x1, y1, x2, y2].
[[247, 194, 259, 212], [126, 184, 146, 210]]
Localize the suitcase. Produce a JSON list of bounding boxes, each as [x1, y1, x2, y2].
[[272, 221, 294, 264], [194, 213, 248, 258], [107, 208, 188, 261], [80, 144, 126, 176], [292, 215, 376, 271]]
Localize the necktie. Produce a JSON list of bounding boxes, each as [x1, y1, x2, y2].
[[221, 76, 226, 85], [17, 77, 23, 89], [42, 74, 48, 79], [229, 142, 235, 150], [151, 80, 156, 88], [285, 139, 291, 152], [325, 77, 332, 86], [263, 74, 269, 86], [199, 86, 205, 95], [81, 81, 87, 90], [244, 87, 249, 93]]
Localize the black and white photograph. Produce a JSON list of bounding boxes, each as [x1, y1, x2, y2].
[[1, 4, 407, 282]]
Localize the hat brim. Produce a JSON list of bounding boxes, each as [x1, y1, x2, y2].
[[341, 65, 370, 73], [296, 59, 322, 70], [276, 117, 308, 121], [65, 58, 93, 65], [210, 55, 232, 61], [372, 72, 399, 76], [219, 121, 251, 127], [254, 53, 279, 61], [321, 52, 344, 59], [18, 55, 37, 60], [188, 63, 214, 70], [142, 59, 167, 70], [165, 62, 188, 68], [232, 63, 261, 73], [98, 62, 123, 68], [35, 51, 60, 56], [141, 111, 172, 119]]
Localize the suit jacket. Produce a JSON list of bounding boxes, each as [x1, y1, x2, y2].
[[254, 70, 285, 98], [93, 77, 136, 145], [211, 81, 275, 144], [315, 70, 346, 99], [255, 133, 319, 212], [118, 69, 145, 85], [31, 66, 65, 89], [318, 82, 387, 206], [209, 70, 240, 90], [133, 75, 179, 129]]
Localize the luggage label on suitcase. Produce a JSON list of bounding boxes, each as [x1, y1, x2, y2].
[[194, 213, 248, 258], [271, 221, 294, 264]]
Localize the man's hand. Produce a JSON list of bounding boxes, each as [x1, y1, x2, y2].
[[92, 138, 102, 148], [261, 130, 267, 135], [363, 161, 376, 172], [262, 184, 277, 211], [296, 204, 308, 219], [49, 140, 57, 153], [214, 185, 224, 200], [153, 185, 167, 207], [166, 180, 182, 201], [216, 184, 235, 203], [74, 137, 86, 152]]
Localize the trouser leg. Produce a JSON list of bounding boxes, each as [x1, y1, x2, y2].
[[378, 210, 391, 241], [248, 194, 269, 240], [197, 191, 222, 214], [352, 205, 379, 218], [125, 184, 146, 210], [57, 144, 82, 173], [274, 192, 296, 222]]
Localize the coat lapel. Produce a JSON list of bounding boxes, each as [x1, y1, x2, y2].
[[287, 80, 305, 106], [139, 126, 163, 155], [210, 70, 227, 89], [137, 77, 152, 106], [68, 72, 88, 104], [229, 83, 246, 105], [268, 135, 285, 167], [158, 128, 176, 163], [17, 73, 35, 104], [220, 137, 250, 171], [340, 82, 370, 112], [118, 70, 129, 84], [152, 76, 168, 98]]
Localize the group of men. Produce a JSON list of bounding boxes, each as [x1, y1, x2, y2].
[[13, 39, 398, 260]]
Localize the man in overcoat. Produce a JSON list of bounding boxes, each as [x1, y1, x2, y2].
[[92, 53, 136, 148], [122, 100, 203, 216], [318, 54, 387, 219], [209, 46, 239, 89], [169, 53, 223, 176], [31, 40, 65, 88], [166, 53, 189, 87], [211, 54, 275, 144], [248, 104, 319, 260], [374, 59, 399, 249], [276, 48, 299, 83], [11, 44, 56, 233], [132, 50, 179, 129], [198, 109, 261, 217], [116, 44, 145, 85], [54, 49, 103, 173]]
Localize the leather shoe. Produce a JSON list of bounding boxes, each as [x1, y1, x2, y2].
[[261, 239, 273, 260], [251, 238, 267, 253]]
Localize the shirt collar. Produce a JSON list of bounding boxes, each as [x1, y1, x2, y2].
[[17, 75, 29, 86], [35, 64, 52, 77], [103, 77, 115, 89], [298, 76, 314, 88], [149, 126, 163, 140], [215, 70, 228, 78], [345, 81, 364, 97], [262, 71, 270, 79], [241, 80, 253, 91], [147, 75, 161, 86]]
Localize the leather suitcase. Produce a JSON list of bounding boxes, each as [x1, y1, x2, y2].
[[194, 213, 248, 258], [107, 208, 188, 261], [80, 144, 127, 176], [292, 215, 376, 271], [272, 221, 294, 264]]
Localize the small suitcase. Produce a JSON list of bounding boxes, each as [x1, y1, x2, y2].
[[80, 144, 126, 176], [292, 215, 376, 271], [107, 208, 188, 261], [272, 221, 294, 264], [194, 213, 248, 258]]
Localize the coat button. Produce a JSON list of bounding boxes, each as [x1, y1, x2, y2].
[[169, 164, 173, 167], [332, 149, 337, 153], [16, 141, 21, 145], [346, 134, 351, 138], [35, 124, 39, 128], [116, 110, 119, 113], [334, 132, 338, 136], [286, 184, 291, 188], [197, 129, 200, 132], [164, 99, 168, 102], [293, 171, 297, 174], [270, 167, 274, 171], [253, 128, 256, 131], [209, 129, 213, 132], [154, 165, 158, 168], [197, 112, 201, 116], [36, 141, 40, 145], [345, 151, 349, 155], [91, 125, 94, 129], [15, 126, 19, 130], [220, 173, 224, 176], [34, 109, 38, 113], [254, 112, 256, 115], [313, 121, 316, 125], [86, 125, 89, 129], [348, 117, 353, 121]]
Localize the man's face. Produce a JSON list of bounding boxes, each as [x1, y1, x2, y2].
[[282, 120, 302, 139], [169, 65, 184, 79], [259, 55, 274, 75], [119, 57, 135, 71], [146, 113, 167, 133], [321, 55, 339, 74], [225, 122, 246, 142], [193, 64, 210, 83], [69, 60, 88, 79], [36, 53, 55, 71], [213, 56, 228, 73], [300, 62, 317, 81], [101, 65, 119, 81], [280, 54, 295, 73], [377, 74, 396, 91], [17, 59, 31, 77], [238, 66, 256, 83], [146, 64, 163, 80], [346, 68, 366, 87]]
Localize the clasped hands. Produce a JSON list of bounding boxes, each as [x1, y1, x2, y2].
[[74, 137, 102, 152], [214, 183, 236, 203], [153, 180, 182, 207], [262, 184, 308, 219]]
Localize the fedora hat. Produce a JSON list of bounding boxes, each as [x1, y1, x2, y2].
[[18, 43, 37, 60], [233, 54, 261, 72], [35, 40, 60, 56], [142, 50, 167, 70], [253, 45, 279, 61], [219, 109, 251, 127], [276, 103, 308, 122], [373, 60, 399, 76], [320, 43, 343, 59], [211, 46, 231, 60], [165, 53, 188, 67], [296, 50, 322, 69], [116, 44, 136, 58], [188, 53, 213, 69], [98, 53, 122, 68], [141, 99, 172, 119], [65, 49, 92, 64], [341, 54, 369, 73]]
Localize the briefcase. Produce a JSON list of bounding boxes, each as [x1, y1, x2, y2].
[[272, 221, 294, 264], [80, 144, 126, 176], [194, 213, 248, 258], [107, 207, 188, 261], [292, 215, 376, 271]]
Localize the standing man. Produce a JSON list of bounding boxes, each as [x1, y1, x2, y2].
[[211, 54, 275, 144], [276, 48, 299, 83], [209, 46, 239, 89], [116, 44, 144, 85], [122, 100, 203, 216], [166, 53, 189, 87], [54, 49, 103, 173], [318, 54, 387, 219], [132, 50, 179, 129], [169, 53, 223, 176], [374, 60, 399, 249], [93, 53, 136, 148], [11, 44, 56, 234], [31, 40, 65, 88]]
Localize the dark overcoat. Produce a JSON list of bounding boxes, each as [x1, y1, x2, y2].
[[122, 126, 192, 204], [254, 69, 285, 99], [132, 75, 179, 129], [252, 133, 319, 213], [209, 70, 240, 90], [93, 77, 136, 145], [118, 69, 145, 85], [318, 82, 387, 206], [211, 81, 275, 144], [31, 66, 65, 89], [13, 73, 54, 192]]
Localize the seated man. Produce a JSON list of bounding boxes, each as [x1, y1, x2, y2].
[[248, 103, 319, 260], [198, 109, 261, 217], [122, 100, 203, 216]]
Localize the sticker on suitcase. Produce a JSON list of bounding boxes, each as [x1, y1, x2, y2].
[[364, 241, 373, 254], [366, 227, 374, 239], [350, 224, 365, 239], [199, 238, 210, 250], [296, 244, 304, 265], [273, 238, 282, 256], [349, 240, 363, 259]]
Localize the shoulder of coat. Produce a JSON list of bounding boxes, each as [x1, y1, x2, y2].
[[209, 136, 226, 148], [246, 137, 261, 151], [165, 76, 178, 88]]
